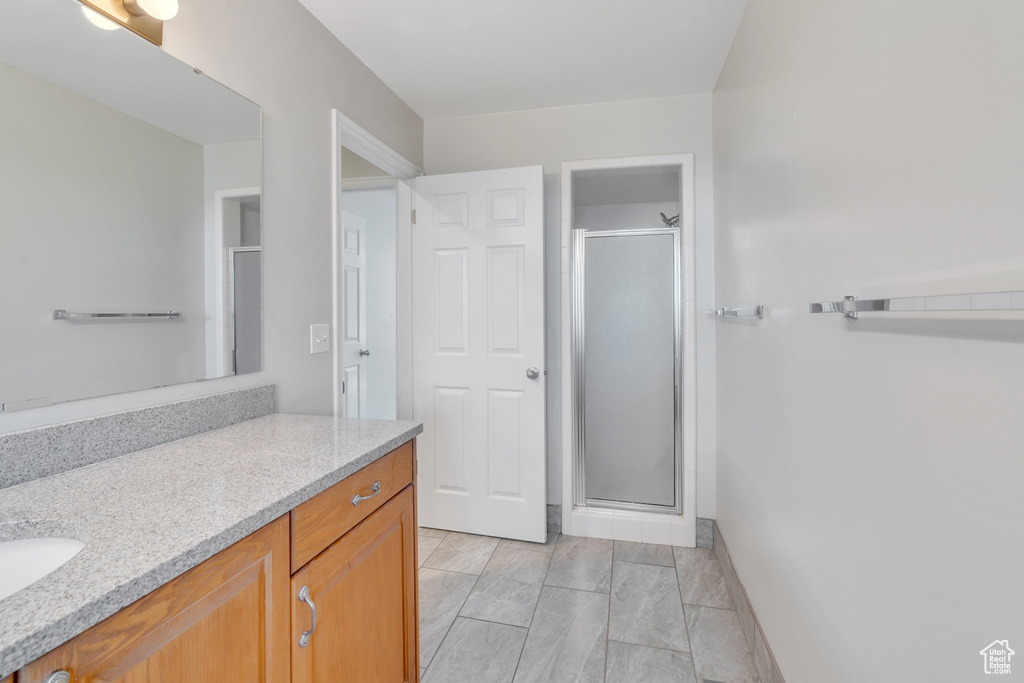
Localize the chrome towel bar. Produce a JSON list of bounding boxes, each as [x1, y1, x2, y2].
[[707, 305, 764, 319], [809, 290, 1024, 320], [53, 309, 181, 320]]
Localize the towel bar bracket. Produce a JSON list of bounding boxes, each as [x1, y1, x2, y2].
[[706, 305, 764, 319]]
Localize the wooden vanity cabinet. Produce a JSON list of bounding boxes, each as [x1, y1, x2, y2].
[[18, 515, 291, 683], [14, 440, 418, 683], [290, 442, 415, 572], [289, 441, 419, 683], [290, 485, 418, 683]]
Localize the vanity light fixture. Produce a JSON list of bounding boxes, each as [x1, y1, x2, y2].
[[78, 0, 178, 45], [81, 6, 120, 30], [124, 0, 179, 21]]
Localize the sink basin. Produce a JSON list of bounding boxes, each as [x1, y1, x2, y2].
[[0, 536, 86, 601]]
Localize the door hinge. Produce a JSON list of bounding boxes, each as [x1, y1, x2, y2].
[[411, 209, 417, 225]]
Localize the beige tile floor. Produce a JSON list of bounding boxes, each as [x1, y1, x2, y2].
[[418, 528, 760, 683]]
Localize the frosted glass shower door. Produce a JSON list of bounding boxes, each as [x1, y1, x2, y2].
[[581, 229, 679, 509]]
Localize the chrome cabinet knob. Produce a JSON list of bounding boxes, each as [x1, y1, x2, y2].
[[45, 672, 71, 683], [526, 367, 540, 380], [359, 349, 371, 357]]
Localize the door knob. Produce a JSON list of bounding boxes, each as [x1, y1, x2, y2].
[[526, 367, 540, 380], [359, 349, 371, 357]]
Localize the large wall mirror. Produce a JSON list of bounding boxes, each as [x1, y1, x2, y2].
[[0, 0, 262, 412]]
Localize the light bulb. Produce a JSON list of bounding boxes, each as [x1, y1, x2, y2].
[[133, 0, 178, 21], [81, 5, 120, 30]]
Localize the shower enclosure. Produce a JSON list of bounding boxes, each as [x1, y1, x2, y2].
[[572, 226, 683, 514], [560, 154, 696, 545]]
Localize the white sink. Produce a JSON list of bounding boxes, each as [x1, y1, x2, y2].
[[0, 537, 86, 601]]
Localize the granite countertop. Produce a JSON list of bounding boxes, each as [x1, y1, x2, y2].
[[0, 413, 422, 678]]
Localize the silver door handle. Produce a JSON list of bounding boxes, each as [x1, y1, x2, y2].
[[298, 585, 316, 647], [359, 349, 371, 357], [526, 367, 540, 380], [352, 480, 382, 505]]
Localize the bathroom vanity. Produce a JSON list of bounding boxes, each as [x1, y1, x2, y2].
[[0, 412, 422, 682]]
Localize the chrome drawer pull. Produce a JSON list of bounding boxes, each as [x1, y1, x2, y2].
[[298, 585, 316, 647], [352, 480, 382, 506], [45, 673, 71, 683]]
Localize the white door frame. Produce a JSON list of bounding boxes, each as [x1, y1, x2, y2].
[[341, 176, 399, 191], [331, 110, 421, 418]]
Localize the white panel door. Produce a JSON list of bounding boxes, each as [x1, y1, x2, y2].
[[342, 210, 368, 418], [413, 166, 546, 542]]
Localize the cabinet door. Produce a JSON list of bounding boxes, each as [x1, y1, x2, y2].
[[292, 485, 418, 683], [19, 516, 291, 683]]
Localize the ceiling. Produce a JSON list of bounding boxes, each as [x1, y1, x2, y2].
[[298, 0, 748, 120]]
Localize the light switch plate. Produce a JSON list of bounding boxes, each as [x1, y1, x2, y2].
[[310, 324, 330, 354]]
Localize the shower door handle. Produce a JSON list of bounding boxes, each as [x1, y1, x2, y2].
[[526, 367, 540, 380]]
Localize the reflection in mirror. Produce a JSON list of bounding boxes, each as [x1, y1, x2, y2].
[[0, 0, 262, 413]]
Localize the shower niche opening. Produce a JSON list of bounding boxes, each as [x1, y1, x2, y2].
[[561, 155, 697, 544]]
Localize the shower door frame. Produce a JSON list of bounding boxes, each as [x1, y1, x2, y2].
[[559, 153, 697, 546], [572, 227, 684, 515]]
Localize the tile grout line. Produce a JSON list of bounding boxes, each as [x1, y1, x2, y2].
[[495, 547, 559, 558], [422, 567, 490, 578], [457, 544, 554, 629], [683, 603, 741, 615], [417, 529, 448, 573], [456, 614, 531, 632], [420, 532, 498, 575], [675, 546, 701, 682], [541, 583, 611, 596], [541, 536, 613, 595], [509, 533, 561, 682], [604, 548, 614, 683], [631, 544, 700, 669], [611, 557, 676, 569], [420, 534, 498, 675], [606, 636, 693, 656]]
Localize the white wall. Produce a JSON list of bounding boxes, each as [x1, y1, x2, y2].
[[204, 141, 262, 199], [0, 62, 206, 409], [240, 201, 261, 247], [713, 1, 1024, 681], [342, 187, 398, 419], [574, 202, 681, 232], [1, 0, 422, 432], [425, 95, 716, 512], [573, 172, 680, 207]]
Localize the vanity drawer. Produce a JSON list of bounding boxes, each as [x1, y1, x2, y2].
[[290, 441, 414, 571]]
